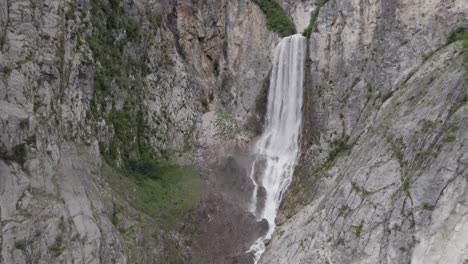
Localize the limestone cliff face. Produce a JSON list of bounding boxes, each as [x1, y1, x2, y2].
[[0, 0, 466, 263], [0, 0, 202, 262], [0, 0, 278, 263], [177, 0, 278, 119], [262, 0, 468, 263]]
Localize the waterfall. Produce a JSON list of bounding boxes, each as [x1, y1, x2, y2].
[[248, 34, 306, 263]]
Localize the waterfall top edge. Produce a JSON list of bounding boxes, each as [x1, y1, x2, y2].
[[283, 33, 306, 40]]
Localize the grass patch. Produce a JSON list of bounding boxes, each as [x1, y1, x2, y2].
[[32, 190, 64, 204], [447, 92, 468, 118], [323, 136, 354, 170], [335, 237, 345, 246], [443, 122, 459, 143], [254, 0, 296, 37], [443, 133, 456, 142], [49, 234, 63, 257], [392, 224, 401, 233], [386, 136, 407, 168], [351, 182, 370, 196], [402, 177, 411, 196], [302, 0, 329, 38], [103, 161, 201, 229], [338, 204, 351, 217], [419, 118, 437, 133], [354, 220, 364, 238], [446, 27, 468, 62], [15, 240, 28, 250]]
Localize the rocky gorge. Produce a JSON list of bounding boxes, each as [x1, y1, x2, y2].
[[0, 0, 467, 263]]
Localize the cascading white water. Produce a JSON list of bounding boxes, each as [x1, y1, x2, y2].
[[248, 34, 306, 263]]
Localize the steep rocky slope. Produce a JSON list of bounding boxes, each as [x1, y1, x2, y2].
[[0, 0, 466, 263], [0, 0, 203, 262], [0, 0, 278, 263], [262, 0, 468, 263]]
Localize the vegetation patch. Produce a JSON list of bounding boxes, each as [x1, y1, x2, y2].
[[422, 202, 434, 210], [323, 136, 354, 170], [86, 0, 166, 167], [419, 118, 437, 133], [102, 161, 201, 230], [32, 190, 65, 204], [215, 112, 240, 138], [254, 0, 296, 37], [402, 177, 411, 196], [335, 237, 345, 246], [303, 0, 329, 38], [49, 234, 63, 257], [447, 92, 468, 118], [15, 240, 28, 250], [2, 143, 27, 165], [354, 220, 364, 238], [351, 181, 370, 196], [338, 204, 351, 217], [446, 27, 468, 62], [392, 224, 402, 233], [386, 136, 407, 168]]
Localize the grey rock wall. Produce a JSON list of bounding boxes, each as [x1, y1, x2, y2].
[[261, 0, 468, 263], [0, 0, 280, 263], [0, 0, 200, 262]]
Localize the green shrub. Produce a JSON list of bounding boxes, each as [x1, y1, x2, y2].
[[254, 0, 296, 37], [303, 0, 329, 38]]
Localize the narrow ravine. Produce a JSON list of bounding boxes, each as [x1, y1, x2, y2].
[[248, 34, 307, 262]]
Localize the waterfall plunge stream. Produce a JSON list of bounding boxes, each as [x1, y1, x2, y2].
[[248, 34, 306, 262]]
